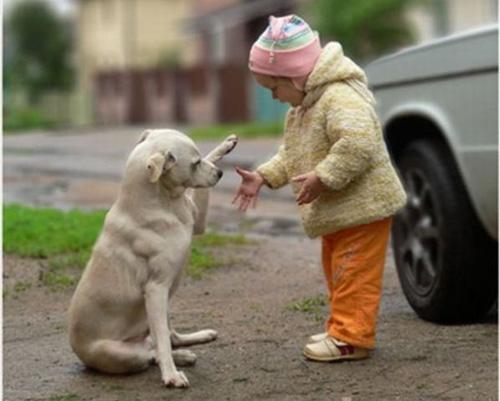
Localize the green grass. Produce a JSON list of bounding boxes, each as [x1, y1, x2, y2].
[[46, 394, 80, 401], [4, 106, 58, 133], [14, 280, 32, 293], [286, 295, 328, 322], [3, 204, 105, 259], [4, 204, 105, 290], [4, 204, 252, 289], [188, 121, 283, 140], [188, 233, 252, 279]]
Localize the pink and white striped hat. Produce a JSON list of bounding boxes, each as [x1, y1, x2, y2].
[[249, 15, 322, 89]]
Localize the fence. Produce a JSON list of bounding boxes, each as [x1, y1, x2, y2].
[[93, 64, 250, 126]]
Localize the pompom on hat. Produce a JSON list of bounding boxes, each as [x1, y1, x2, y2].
[[249, 15, 322, 88]]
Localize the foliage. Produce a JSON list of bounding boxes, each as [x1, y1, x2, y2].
[[308, 0, 426, 61], [5, 0, 74, 101], [3, 106, 57, 132], [188, 121, 284, 140]]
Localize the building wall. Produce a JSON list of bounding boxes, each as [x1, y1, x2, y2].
[[78, 0, 125, 89], [77, 0, 203, 123], [194, 0, 237, 14], [409, 0, 497, 44], [446, 0, 498, 33], [77, 0, 198, 89], [134, 0, 199, 67]]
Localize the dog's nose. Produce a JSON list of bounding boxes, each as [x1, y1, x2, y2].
[[217, 169, 223, 179]]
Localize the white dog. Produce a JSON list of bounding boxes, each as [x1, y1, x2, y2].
[[68, 129, 238, 388]]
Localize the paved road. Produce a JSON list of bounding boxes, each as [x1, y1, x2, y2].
[[3, 126, 302, 235], [4, 126, 295, 206]]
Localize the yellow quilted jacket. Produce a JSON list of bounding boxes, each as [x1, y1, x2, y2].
[[257, 42, 407, 238]]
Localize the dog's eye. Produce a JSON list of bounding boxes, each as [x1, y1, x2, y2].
[[192, 160, 201, 168]]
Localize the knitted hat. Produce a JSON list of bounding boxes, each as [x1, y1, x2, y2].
[[249, 15, 321, 86]]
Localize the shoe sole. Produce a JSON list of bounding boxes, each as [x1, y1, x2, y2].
[[303, 349, 369, 362]]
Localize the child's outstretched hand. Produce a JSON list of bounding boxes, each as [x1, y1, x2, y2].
[[292, 171, 328, 205], [232, 167, 265, 211]]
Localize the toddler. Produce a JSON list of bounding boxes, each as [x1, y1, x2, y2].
[[233, 15, 407, 361]]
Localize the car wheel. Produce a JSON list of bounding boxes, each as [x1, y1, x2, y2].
[[392, 139, 497, 323]]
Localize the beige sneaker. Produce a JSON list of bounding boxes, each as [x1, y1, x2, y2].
[[308, 332, 329, 343], [303, 337, 369, 362]]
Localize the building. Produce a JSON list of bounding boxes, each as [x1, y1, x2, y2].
[[75, 0, 497, 126], [409, 0, 498, 43]]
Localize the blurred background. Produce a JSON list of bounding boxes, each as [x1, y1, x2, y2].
[[3, 0, 498, 132]]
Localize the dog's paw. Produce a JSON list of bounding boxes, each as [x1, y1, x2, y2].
[[173, 349, 197, 366], [203, 329, 218, 342], [163, 370, 189, 388], [221, 134, 238, 155]]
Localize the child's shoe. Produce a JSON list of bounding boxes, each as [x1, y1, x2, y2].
[[308, 332, 328, 343], [303, 336, 369, 362]]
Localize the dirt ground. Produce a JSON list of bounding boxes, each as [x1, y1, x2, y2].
[[3, 225, 498, 401], [3, 131, 498, 401]]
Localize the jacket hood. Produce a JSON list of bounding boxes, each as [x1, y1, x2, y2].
[[302, 42, 376, 108]]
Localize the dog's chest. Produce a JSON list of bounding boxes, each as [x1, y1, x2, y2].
[[173, 200, 195, 228], [154, 200, 195, 242]]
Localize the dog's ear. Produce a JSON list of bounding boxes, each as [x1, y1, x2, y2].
[[147, 151, 177, 183], [137, 130, 151, 145]]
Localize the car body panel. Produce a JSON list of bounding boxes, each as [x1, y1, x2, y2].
[[366, 25, 498, 239]]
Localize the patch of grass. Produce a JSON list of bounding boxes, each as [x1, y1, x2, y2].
[[25, 394, 81, 401], [4, 204, 105, 291], [188, 232, 252, 279], [188, 121, 283, 140], [195, 232, 250, 247], [48, 250, 92, 271], [188, 246, 216, 279], [14, 280, 32, 293], [47, 394, 80, 401], [3, 204, 105, 258], [4, 106, 58, 133], [4, 204, 254, 287], [4, 204, 102, 290], [286, 295, 328, 322], [249, 303, 264, 312], [40, 271, 77, 289]]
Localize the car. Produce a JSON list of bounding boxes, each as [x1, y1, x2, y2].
[[365, 24, 498, 323]]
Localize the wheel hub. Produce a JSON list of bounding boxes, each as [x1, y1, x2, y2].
[[396, 169, 441, 296]]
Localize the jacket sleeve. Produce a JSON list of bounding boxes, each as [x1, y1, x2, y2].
[[314, 100, 376, 191], [256, 144, 289, 189]]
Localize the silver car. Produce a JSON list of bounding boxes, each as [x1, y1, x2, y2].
[[366, 24, 498, 323]]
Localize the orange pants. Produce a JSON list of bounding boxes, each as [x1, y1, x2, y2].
[[321, 217, 392, 349]]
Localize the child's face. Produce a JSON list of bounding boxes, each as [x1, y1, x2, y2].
[[253, 74, 305, 107]]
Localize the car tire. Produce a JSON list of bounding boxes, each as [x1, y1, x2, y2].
[[392, 139, 498, 323]]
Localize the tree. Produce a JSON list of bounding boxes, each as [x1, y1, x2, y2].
[[5, 0, 74, 101], [308, 0, 425, 62]]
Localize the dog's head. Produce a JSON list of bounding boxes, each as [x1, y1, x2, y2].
[[132, 129, 223, 190]]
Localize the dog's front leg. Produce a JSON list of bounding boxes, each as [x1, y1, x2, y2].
[[204, 134, 238, 164], [145, 281, 189, 388], [192, 188, 209, 235], [192, 135, 238, 235]]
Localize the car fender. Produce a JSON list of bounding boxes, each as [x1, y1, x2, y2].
[[381, 101, 497, 239]]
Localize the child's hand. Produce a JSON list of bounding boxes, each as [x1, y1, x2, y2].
[[291, 171, 327, 205], [232, 167, 265, 211]]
